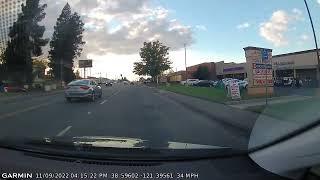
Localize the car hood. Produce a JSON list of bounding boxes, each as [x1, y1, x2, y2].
[[0, 136, 243, 161]]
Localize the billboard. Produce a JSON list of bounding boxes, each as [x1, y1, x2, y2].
[[78, 60, 92, 68]]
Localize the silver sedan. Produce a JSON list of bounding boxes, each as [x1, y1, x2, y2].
[[64, 79, 102, 102]]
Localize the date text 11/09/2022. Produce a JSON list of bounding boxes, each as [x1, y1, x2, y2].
[[1, 172, 199, 179]]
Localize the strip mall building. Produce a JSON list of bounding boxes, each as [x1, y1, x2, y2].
[[167, 48, 319, 87]]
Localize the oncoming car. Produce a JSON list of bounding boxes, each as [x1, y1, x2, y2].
[[64, 79, 102, 102]]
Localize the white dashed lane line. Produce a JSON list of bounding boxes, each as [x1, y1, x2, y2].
[[99, 90, 121, 105], [56, 126, 72, 137]]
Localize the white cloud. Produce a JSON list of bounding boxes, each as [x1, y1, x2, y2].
[[236, 22, 250, 29], [259, 9, 304, 47], [195, 25, 207, 31], [41, 0, 194, 58], [317, 0, 320, 5], [39, 0, 196, 80], [301, 34, 309, 41], [292, 8, 304, 21]]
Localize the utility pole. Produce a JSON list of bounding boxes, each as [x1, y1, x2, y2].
[[184, 43, 187, 80], [304, 0, 320, 87], [60, 58, 64, 87]]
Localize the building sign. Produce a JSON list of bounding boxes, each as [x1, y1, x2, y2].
[[78, 60, 93, 68], [253, 63, 272, 69], [223, 66, 244, 73], [229, 80, 241, 100], [252, 63, 272, 86], [273, 61, 294, 66], [253, 79, 273, 86], [253, 69, 273, 75], [273, 61, 294, 69]]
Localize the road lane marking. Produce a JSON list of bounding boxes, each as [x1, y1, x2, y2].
[[100, 99, 108, 104], [56, 126, 72, 137], [0, 102, 53, 120], [99, 90, 121, 105]]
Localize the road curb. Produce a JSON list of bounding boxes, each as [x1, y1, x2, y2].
[[157, 89, 254, 133], [0, 90, 64, 103]]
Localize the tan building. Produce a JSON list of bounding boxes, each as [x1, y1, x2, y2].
[[167, 70, 186, 82], [272, 49, 318, 87]]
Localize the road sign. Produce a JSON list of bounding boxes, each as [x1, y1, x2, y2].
[[261, 49, 270, 62], [229, 80, 241, 100], [79, 60, 92, 68]]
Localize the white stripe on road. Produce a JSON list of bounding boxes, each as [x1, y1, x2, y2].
[[56, 126, 72, 137], [100, 99, 108, 104], [0, 102, 53, 120], [99, 90, 121, 105]]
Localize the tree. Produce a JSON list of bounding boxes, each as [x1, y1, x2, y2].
[[33, 58, 48, 79], [48, 3, 85, 83], [193, 66, 209, 80], [133, 40, 172, 83], [3, 0, 49, 84]]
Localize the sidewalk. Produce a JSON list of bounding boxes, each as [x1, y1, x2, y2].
[[227, 95, 313, 109]]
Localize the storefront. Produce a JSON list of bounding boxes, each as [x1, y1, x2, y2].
[[272, 49, 319, 87], [215, 61, 247, 80]]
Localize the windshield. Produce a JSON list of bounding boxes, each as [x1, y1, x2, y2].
[[0, 0, 319, 160], [68, 80, 90, 86]]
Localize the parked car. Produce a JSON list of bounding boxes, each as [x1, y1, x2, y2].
[[210, 80, 218, 86], [224, 79, 248, 90], [221, 78, 234, 87], [180, 81, 186, 85], [2, 82, 27, 93], [238, 80, 248, 89], [185, 79, 200, 86], [65, 79, 102, 102], [105, 82, 113, 86], [274, 78, 284, 87], [283, 77, 294, 87], [194, 80, 213, 87]]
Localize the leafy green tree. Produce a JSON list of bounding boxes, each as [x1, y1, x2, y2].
[[33, 59, 48, 79], [48, 3, 85, 83], [3, 0, 48, 84], [133, 40, 172, 83], [192, 66, 209, 80]]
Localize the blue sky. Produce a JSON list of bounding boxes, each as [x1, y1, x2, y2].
[[155, 0, 320, 61], [45, 0, 320, 80]]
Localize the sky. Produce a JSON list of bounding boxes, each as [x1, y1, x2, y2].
[[39, 0, 320, 80]]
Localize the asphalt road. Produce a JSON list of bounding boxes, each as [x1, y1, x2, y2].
[[0, 83, 251, 150]]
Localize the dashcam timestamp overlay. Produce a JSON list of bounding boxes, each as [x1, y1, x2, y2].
[[1, 172, 199, 179]]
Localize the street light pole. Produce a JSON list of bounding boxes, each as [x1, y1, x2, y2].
[[304, 0, 320, 87], [184, 43, 187, 80], [60, 58, 64, 87]]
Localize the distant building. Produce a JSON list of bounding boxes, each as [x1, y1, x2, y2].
[[215, 61, 247, 80], [186, 62, 217, 80], [167, 70, 186, 82], [0, 0, 26, 54]]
